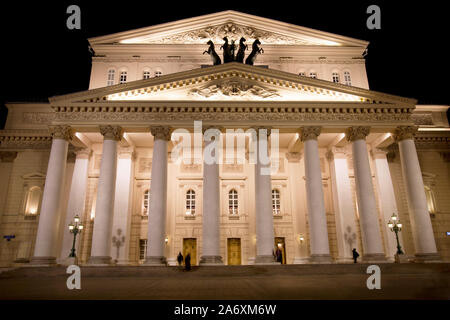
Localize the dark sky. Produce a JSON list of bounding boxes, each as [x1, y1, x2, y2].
[[1, 1, 449, 127]]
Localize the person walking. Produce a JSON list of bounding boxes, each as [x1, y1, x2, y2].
[[352, 248, 360, 263], [177, 252, 183, 266], [185, 253, 191, 271]]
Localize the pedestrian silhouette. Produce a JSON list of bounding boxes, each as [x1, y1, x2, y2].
[[177, 252, 183, 266], [185, 253, 191, 271], [352, 248, 360, 263], [276, 248, 282, 263]]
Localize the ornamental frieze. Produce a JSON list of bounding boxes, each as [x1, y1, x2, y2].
[[53, 111, 412, 123], [143, 22, 315, 46]]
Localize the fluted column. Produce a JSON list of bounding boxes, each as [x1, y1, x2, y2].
[[145, 126, 171, 265], [394, 126, 439, 261], [31, 126, 72, 265], [200, 127, 223, 265], [301, 127, 332, 263], [88, 125, 123, 265], [254, 127, 276, 264], [346, 126, 385, 261], [59, 148, 91, 263]]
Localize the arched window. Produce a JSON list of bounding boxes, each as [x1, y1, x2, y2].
[[272, 189, 281, 215], [298, 71, 306, 77], [107, 69, 115, 86], [424, 186, 437, 214], [332, 72, 340, 83], [228, 189, 238, 215], [154, 70, 162, 77], [25, 186, 42, 215], [185, 189, 196, 215], [309, 72, 317, 79], [344, 71, 351, 86], [119, 71, 128, 84], [143, 70, 151, 79], [142, 189, 150, 215]]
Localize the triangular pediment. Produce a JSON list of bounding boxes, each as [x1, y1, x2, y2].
[[50, 63, 416, 106], [89, 10, 368, 48]]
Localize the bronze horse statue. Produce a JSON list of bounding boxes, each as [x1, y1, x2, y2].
[[235, 37, 247, 63], [245, 39, 264, 65], [203, 40, 221, 65], [221, 37, 235, 63]]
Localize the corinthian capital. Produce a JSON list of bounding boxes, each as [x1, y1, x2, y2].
[[393, 126, 418, 142], [345, 126, 370, 142], [150, 126, 172, 141], [48, 125, 73, 141], [300, 126, 321, 141], [100, 125, 123, 141]]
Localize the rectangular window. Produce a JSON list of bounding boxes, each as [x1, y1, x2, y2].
[[119, 71, 127, 84], [344, 72, 352, 86], [139, 239, 147, 260], [107, 70, 115, 86], [143, 71, 151, 79], [309, 72, 317, 79], [332, 72, 340, 83]]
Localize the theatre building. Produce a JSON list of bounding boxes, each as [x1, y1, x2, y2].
[[0, 11, 449, 267]]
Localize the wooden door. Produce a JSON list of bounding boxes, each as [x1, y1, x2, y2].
[[183, 238, 197, 266], [227, 238, 241, 265]]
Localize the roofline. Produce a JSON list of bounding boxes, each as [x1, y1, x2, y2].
[[88, 10, 369, 48]]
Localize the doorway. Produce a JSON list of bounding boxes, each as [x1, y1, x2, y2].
[[227, 238, 242, 265], [274, 237, 286, 264], [183, 238, 197, 266]]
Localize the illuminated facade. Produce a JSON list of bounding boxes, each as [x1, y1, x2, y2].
[[0, 11, 449, 266]]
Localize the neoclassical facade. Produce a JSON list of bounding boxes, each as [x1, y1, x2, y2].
[[1, 11, 449, 266]]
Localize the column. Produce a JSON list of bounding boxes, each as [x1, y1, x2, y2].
[[371, 147, 405, 260], [301, 127, 332, 263], [59, 148, 90, 263], [254, 127, 276, 264], [111, 147, 135, 265], [0, 152, 18, 219], [88, 125, 122, 265], [145, 126, 171, 265], [346, 126, 385, 261], [31, 125, 72, 265], [200, 127, 223, 265], [393, 126, 439, 261], [327, 147, 359, 262]]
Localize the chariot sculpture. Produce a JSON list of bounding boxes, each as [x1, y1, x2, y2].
[[203, 37, 263, 66]]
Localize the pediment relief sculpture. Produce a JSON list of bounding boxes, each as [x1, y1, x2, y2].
[[189, 80, 279, 100]]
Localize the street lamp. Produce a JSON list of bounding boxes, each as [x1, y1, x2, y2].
[[388, 213, 403, 258], [68, 215, 83, 258]]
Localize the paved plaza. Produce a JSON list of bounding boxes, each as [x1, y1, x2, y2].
[[0, 263, 448, 300]]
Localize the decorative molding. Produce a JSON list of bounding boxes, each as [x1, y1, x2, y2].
[[393, 126, 418, 142], [345, 126, 370, 142], [411, 113, 433, 126], [414, 135, 450, 150], [150, 126, 172, 141], [0, 151, 18, 162], [326, 147, 346, 161], [0, 131, 52, 150], [23, 112, 55, 124], [99, 125, 123, 141], [189, 80, 280, 100], [300, 126, 321, 141], [48, 125, 73, 141]]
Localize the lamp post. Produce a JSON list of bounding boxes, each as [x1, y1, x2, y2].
[[68, 215, 83, 258], [387, 213, 403, 261]]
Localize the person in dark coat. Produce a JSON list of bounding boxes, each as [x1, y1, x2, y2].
[[352, 248, 360, 263], [185, 253, 191, 271], [276, 248, 282, 263], [177, 252, 183, 266]]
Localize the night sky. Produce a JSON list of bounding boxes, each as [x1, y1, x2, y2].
[[1, 1, 449, 128]]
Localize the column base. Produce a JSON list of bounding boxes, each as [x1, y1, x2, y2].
[[309, 254, 333, 264], [413, 253, 441, 263], [29, 256, 56, 266], [143, 256, 167, 266], [199, 255, 224, 266], [334, 257, 354, 264], [62, 257, 79, 266], [362, 253, 387, 263], [87, 256, 112, 266], [254, 255, 279, 265]]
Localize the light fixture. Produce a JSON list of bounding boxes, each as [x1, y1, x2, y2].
[[165, 236, 169, 244], [68, 215, 84, 258], [387, 213, 404, 259]]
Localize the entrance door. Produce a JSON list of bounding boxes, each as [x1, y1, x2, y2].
[[274, 237, 286, 264], [227, 238, 242, 265], [183, 238, 197, 266]]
